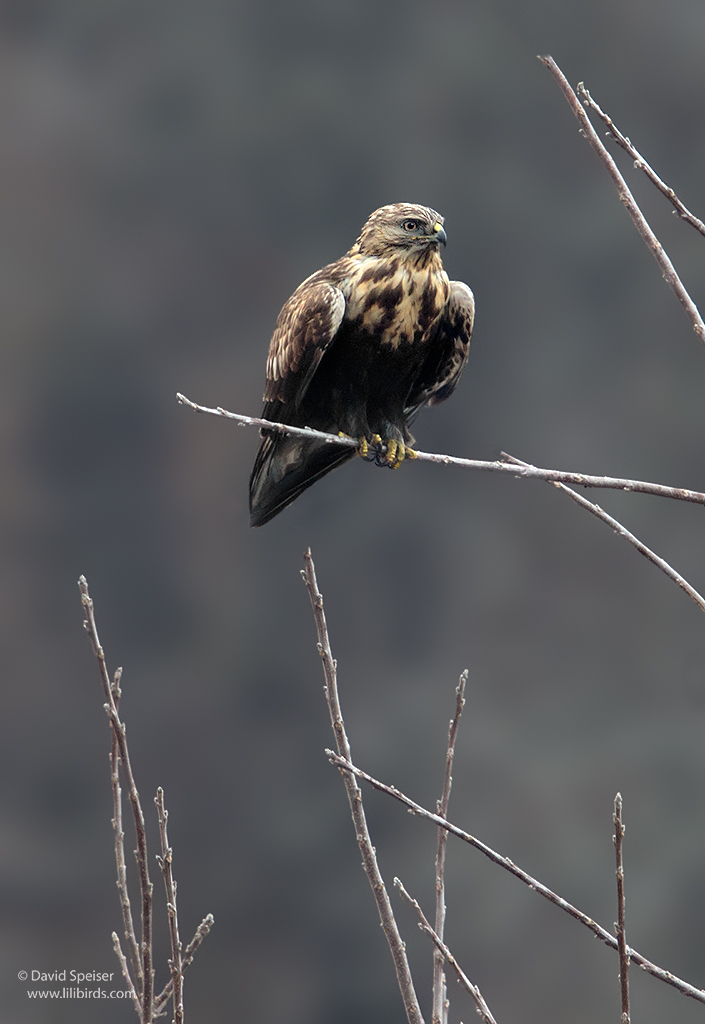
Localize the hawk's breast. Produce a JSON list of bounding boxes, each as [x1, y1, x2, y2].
[[344, 256, 450, 349]]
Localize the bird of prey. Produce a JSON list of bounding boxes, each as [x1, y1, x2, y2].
[[249, 202, 474, 526]]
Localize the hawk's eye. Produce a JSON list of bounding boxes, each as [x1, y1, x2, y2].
[[402, 219, 422, 232]]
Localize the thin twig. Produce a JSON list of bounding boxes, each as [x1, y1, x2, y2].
[[176, 396, 705, 507], [578, 84, 705, 238], [395, 879, 498, 1024], [300, 551, 425, 1024], [181, 916, 215, 972], [502, 453, 705, 615], [153, 916, 215, 1017], [326, 750, 705, 1006], [538, 55, 705, 348], [155, 788, 184, 1024], [113, 932, 142, 1019], [614, 794, 630, 1024], [109, 667, 143, 990], [433, 671, 467, 1024], [79, 577, 155, 1023]]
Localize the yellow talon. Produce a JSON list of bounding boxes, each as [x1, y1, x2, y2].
[[389, 441, 416, 468], [362, 434, 415, 468]]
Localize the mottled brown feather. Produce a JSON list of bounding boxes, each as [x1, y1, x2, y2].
[[264, 282, 345, 405], [416, 281, 475, 409]]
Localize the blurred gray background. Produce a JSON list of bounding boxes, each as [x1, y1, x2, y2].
[[2, 1, 705, 1021]]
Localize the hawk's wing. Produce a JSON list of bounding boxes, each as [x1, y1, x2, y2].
[[406, 280, 475, 415], [250, 277, 350, 526], [264, 279, 346, 410]]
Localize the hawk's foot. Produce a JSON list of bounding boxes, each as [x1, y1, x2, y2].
[[355, 433, 417, 468], [385, 438, 401, 468], [373, 436, 418, 469], [339, 432, 377, 461]]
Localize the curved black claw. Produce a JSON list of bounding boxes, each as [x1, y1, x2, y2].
[[352, 432, 419, 468], [366, 435, 418, 469]]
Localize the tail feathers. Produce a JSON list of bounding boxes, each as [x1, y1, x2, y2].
[[249, 433, 355, 526]]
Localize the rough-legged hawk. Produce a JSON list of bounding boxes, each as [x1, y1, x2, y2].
[[249, 203, 474, 526]]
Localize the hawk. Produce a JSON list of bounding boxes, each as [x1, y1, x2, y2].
[[249, 203, 474, 526]]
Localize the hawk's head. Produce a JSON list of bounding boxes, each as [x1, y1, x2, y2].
[[355, 203, 447, 258]]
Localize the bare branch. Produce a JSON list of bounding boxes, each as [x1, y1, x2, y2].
[[153, 916, 215, 1017], [538, 55, 705, 348], [155, 788, 184, 1024], [113, 932, 142, 1019], [79, 576, 155, 1022], [327, 750, 705, 1006], [176, 396, 705, 507], [433, 671, 467, 1024], [396, 879, 498, 1024], [614, 794, 631, 1024], [180, 915, 215, 971], [108, 667, 143, 990], [301, 551, 425, 1024], [578, 84, 705, 239], [502, 453, 705, 615]]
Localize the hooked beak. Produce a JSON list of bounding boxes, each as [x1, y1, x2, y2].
[[432, 222, 447, 246]]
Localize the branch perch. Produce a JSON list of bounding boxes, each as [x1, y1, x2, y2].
[[180, 396, 705, 614], [176, 395, 705, 507]]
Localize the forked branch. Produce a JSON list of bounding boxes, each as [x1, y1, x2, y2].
[[578, 84, 705, 239], [180, 397, 705, 615], [153, 916, 215, 1017], [79, 577, 213, 1024], [80, 576, 155, 1021], [396, 879, 498, 1024], [327, 750, 705, 1007], [539, 55, 705, 347], [502, 453, 705, 615], [176, 395, 705, 507]]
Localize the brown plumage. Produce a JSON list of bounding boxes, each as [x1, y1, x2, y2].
[[249, 203, 474, 526]]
